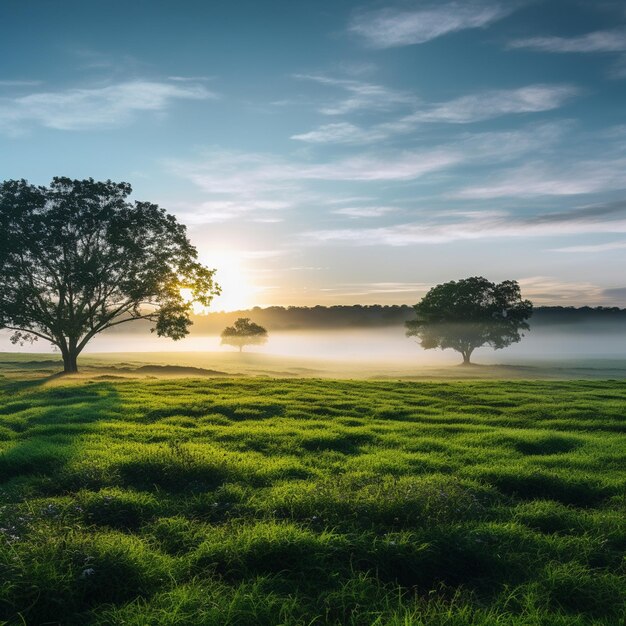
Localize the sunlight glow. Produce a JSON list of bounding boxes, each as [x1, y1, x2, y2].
[[202, 249, 258, 312]]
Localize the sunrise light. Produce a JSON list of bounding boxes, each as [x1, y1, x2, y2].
[[202, 249, 257, 312]]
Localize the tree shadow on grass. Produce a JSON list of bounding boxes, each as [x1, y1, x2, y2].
[[0, 370, 69, 395], [0, 376, 231, 497], [0, 379, 123, 488]]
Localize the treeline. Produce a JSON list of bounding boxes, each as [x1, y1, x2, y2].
[[103, 304, 626, 335], [530, 306, 626, 325], [182, 305, 626, 333], [189, 305, 414, 333]]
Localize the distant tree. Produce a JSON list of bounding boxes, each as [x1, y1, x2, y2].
[[406, 277, 533, 365], [221, 318, 268, 352], [0, 177, 220, 373]]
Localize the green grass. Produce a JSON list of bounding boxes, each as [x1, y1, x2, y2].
[[4, 348, 626, 380], [0, 373, 625, 625]]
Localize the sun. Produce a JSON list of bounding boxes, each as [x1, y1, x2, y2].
[[203, 249, 257, 312]]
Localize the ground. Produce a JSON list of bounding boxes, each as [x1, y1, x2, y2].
[[0, 356, 625, 625]]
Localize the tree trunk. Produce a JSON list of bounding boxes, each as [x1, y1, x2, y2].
[[63, 350, 79, 373], [61, 344, 79, 373], [460, 348, 474, 365]]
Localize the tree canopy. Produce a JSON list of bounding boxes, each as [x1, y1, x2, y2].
[[405, 277, 533, 365], [0, 177, 220, 373], [221, 318, 268, 352]]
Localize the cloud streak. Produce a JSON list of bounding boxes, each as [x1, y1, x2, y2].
[[303, 202, 626, 246], [291, 122, 383, 144], [510, 29, 626, 53], [552, 240, 626, 253], [170, 147, 461, 193], [333, 206, 399, 218], [294, 74, 413, 115], [292, 87, 576, 145], [320, 281, 431, 296], [349, 1, 519, 48], [166, 147, 459, 224], [388, 84, 577, 126], [168, 199, 290, 224], [0, 79, 214, 134], [517, 277, 607, 305], [171, 119, 580, 225], [455, 157, 626, 198]]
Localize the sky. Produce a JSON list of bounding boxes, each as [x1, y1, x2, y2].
[[2, 0, 626, 310]]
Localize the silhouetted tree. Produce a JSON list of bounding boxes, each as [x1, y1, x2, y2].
[[406, 277, 532, 365], [221, 318, 268, 352], [0, 177, 220, 373]]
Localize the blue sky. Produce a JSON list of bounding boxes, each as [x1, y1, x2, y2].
[[2, 0, 626, 309]]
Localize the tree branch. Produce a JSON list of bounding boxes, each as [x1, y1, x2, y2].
[[2, 325, 58, 346]]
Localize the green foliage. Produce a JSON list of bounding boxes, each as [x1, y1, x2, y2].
[[221, 317, 269, 352], [0, 177, 220, 372], [406, 277, 533, 364], [0, 375, 624, 624]]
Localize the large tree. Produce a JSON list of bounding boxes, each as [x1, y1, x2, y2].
[[406, 277, 532, 365], [221, 318, 268, 352], [0, 177, 220, 373]]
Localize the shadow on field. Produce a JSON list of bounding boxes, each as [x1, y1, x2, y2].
[[0, 378, 122, 490], [0, 375, 234, 497], [1, 371, 68, 395]]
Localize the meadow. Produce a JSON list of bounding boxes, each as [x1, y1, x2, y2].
[[0, 364, 625, 625]]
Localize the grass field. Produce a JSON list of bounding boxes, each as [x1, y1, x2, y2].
[[4, 349, 626, 380], [0, 366, 625, 624]]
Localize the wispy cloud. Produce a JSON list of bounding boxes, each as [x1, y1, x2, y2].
[[552, 240, 626, 253], [167, 147, 459, 224], [454, 157, 626, 198], [272, 149, 462, 181], [325, 196, 377, 205], [349, 1, 520, 48], [168, 199, 290, 224], [303, 202, 626, 246], [167, 75, 212, 82], [0, 79, 214, 134], [66, 47, 147, 75], [293, 79, 569, 134], [388, 84, 577, 126], [292, 88, 576, 146], [331, 61, 378, 77], [324, 277, 617, 305], [291, 122, 383, 144], [509, 29, 626, 80], [510, 29, 626, 53], [171, 120, 576, 225], [320, 281, 431, 296], [333, 206, 399, 218], [293, 74, 413, 115], [525, 200, 626, 223], [517, 277, 607, 305], [170, 147, 461, 192], [452, 121, 571, 160]]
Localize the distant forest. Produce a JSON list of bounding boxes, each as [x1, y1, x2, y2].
[[107, 305, 626, 335]]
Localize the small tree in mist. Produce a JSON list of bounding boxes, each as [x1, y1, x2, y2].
[[0, 177, 220, 373], [406, 277, 532, 365], [221, 318, 268, 352]]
